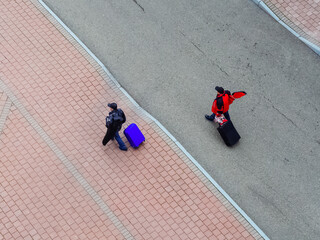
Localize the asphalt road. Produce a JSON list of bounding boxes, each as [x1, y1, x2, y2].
[[43, 0, 320, 239]]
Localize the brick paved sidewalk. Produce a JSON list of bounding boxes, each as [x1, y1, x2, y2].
[[0, 0, 266, 239], [260, 0, 320, 48]]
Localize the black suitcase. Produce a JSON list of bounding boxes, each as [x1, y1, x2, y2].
[[217, 120, 240, 146]]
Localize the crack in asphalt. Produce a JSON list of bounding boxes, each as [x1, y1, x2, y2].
[[190, 41, 206, 55], [271, 104, 299, 128], [179, 30, 229, 76], [248, 186, 286, 217], [263, 96, 299, 129], [262, 96, 320, 146], [212, 61, 230, 76], [132, 0, 144, 12]]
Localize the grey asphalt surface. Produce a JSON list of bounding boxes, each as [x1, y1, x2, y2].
[[43, 0, 320, 239]]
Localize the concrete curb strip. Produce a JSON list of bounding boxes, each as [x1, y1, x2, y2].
[[37, 0, 269, 239], [251, 0, 320, 56]]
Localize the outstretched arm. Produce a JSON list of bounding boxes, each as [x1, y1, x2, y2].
[[232, 91, 247, 99]]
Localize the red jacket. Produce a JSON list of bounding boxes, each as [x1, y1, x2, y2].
[[211, 91, 234, 115]]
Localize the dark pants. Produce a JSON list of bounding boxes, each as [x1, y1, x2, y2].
[[208, 111, 231, 121], [102, 128, 127, 149], [102, 128, 117, 146]]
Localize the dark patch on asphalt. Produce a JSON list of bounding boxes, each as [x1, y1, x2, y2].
[[284, 158, 290, 163]]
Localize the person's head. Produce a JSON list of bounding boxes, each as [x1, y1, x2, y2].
[[215, 86, 224, 94], [108, 102, 117, 111]]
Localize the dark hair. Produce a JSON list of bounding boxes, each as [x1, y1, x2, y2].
[[215, 86, 224, 94], [108, 102, 117, 110]]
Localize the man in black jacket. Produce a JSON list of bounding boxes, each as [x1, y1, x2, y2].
[[102, 102, 128, 151]]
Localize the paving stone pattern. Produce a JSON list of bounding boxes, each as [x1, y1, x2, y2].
[[263, 0, 320, 45], [0, 0, 264, 239]]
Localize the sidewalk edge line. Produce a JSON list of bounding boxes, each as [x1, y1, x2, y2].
[[252, 0, 262, 5], [251, 0, 320, 56], [38, 1, 269, 239], [258, 2, 280, 22], [278, 20, 300, 38], [299, 37, 320, 55]]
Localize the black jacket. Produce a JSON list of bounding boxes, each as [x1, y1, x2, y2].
[[106, 109, 126, 131]]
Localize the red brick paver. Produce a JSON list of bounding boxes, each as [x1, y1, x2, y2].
[[0, 0, 265, 239], [262, 0, 320, 46]]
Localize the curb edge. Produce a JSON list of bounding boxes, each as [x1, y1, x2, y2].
[[251, 0, 320, 56]]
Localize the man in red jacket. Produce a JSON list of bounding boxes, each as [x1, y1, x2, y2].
[[205, 86, 234, 121]]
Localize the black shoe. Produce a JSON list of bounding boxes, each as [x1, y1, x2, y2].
[[119, 147, 128, 151], [205, 114, 213, 121]]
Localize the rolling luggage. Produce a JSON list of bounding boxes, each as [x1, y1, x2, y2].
[[124, 123, 145, 148], [217, 120, 240, 146]]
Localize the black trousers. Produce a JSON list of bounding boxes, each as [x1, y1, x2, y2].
[[102, 128, 117, 146]]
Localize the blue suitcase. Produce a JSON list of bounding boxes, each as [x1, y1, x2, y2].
[[123, 123, 145, 148]]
